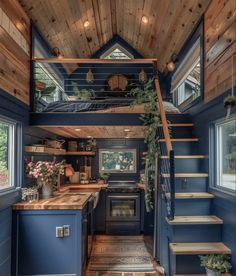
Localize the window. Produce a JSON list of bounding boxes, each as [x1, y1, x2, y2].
[[99, 149, 136, 173], [100, 43, 133, 59], [215, 117, 236, 191], [171, 37, 201, 108], [0, 117, 16, 191]]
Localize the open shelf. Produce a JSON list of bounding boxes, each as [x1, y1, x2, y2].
[[25, 146, 95, 156], [24, 146, 66, 155], [65, 151, 96, 156]]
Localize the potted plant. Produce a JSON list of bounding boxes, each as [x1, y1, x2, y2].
[[224, 95, 236, 118], [99, 173, 110, 184], [199, 254, 231, 276], [26, 160, 65, 199]]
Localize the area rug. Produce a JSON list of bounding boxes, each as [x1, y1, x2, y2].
[[87, 235, 155, 272]]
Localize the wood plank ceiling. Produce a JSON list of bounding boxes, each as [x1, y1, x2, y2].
[[19, 0, 211, 72], [39, 126, 145, 139]]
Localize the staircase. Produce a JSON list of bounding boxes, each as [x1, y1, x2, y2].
[[154, 79, 231, 275], [159, 115, 231, 275]]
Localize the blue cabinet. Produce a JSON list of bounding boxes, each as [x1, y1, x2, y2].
[[12, 208, 88, 276]]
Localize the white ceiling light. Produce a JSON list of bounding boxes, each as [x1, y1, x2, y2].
[[84, 20, 90, 28], [141, 15, 149, 24], [75, 128, 81, 131], [124, 129, 130, 132]]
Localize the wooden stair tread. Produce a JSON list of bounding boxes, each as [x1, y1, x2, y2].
[[162, 173, 208, 178], [164, 123, 194, 127], [166, 192, 214, 199], [159, 138, 199, 142], [166, 215, 223, 225], [160, 155, 206, 159], [170, 242, 231, 255]]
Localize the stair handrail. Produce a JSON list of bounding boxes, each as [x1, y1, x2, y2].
[[154, 79, 172, 154], [154, 78, 175, 220]]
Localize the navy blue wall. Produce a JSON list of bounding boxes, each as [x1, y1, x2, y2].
[[66, 138, 146, 182], [189, 91, 236, 275], [0, 89, 29, 276]]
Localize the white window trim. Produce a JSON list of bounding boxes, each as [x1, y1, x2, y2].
[[214, 116, 236, 193], [100, 43, 134, 59], [0, 116, 17, 193]]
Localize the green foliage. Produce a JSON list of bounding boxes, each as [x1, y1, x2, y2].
[[130, 79, 161, 211], [0, 124, 8, 184], [72, 81, 95, 100], [199, 254, 231, 273], [99, 173, 110, 182], [224, 95, 236, 106], [101, 151, 134, 171]]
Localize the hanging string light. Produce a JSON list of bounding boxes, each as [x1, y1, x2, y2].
[[139, 69, 147, 83], [86, 69, 94, 83]]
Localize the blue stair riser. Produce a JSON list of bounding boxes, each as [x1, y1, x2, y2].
[[161, 141, 200, 155], [166, 114, 192, 123], [171, 255, 206, 274], [161, 158, 206, 173], [173, 177, 207, 192], [175, 199, 212, 215], [158, 126, 193, 139], [170, 224, 222, 243]]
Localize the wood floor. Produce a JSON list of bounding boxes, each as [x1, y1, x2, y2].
[[85, 235, 164, 276]]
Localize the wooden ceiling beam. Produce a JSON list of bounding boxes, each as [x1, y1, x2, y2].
[[33, 57, 158, 64]]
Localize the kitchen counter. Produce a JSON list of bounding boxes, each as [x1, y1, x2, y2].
[[12, 191, 92, 210], [58, 182, 108, 193], [13, 182, 107, 211]]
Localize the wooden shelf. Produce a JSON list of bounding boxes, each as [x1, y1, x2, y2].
[[25, 147, 95, 156], [25, 146, 66, 155], [65, 151, 96, 156]]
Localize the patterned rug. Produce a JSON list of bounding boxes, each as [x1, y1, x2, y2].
[[87, 235, 155, 272]]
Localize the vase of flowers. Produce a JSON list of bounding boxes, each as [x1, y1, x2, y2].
[[199, 254, 231, 276], [26, 161, 65, 199]]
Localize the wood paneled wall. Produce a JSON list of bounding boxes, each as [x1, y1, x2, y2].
[[204, 0, 236, 103], [0, 0, 30, 105]]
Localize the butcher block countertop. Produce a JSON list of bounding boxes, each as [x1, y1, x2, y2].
[[12, 182, 108, 211], [12, 192, 92, 210]]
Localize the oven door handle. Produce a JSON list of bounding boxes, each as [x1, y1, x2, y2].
[[107, 195, 139, 199]]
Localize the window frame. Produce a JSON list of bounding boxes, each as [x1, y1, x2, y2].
[[210, 115, 236, 195], [170, 19, 204, 112], [0, 115, 17, 193], [100, 43, 134, 59]]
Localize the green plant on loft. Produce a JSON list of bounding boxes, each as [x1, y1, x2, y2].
[[36, 86, 56, 99], [72, 81, 95, 100], [130, 78, 161, 212]]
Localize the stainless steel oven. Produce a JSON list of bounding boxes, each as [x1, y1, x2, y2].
[[105, 182, 141, 235], [106, 193, 140, 221]]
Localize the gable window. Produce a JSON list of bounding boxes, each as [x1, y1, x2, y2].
[[171, 37, 201, 109], [215, 117, 236, 192], [100, 43, 133, 59], [0, 117, 16, 192]]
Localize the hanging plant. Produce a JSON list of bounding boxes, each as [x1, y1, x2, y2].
[[130, 79, 161, 211], [224, 95, 236, 118]]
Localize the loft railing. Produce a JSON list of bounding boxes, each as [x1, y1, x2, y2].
[[31, 57, 157, 112], [154, 79, 175, 220]]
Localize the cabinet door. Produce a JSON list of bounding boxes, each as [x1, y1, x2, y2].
[[17, 212, 81, 275], [93, 190, 106, 232]]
